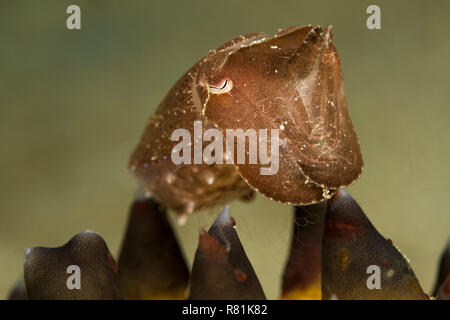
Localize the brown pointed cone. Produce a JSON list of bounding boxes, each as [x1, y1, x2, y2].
[[281, 202, 326, 300], [24, 231, 123, 300], [432, 238, 450, 297], [188, 207, 266, 300], [8, 277, 28, 300], [322, 190, 428, 300], [437, 273, 450, 300], [117, 197, 189, 299]]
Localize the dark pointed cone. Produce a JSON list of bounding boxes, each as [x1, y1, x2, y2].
[[8, 277, 28, 300], [188, 207, 266, 300], [322, 190, 428, 300], [432, 238, 450, 297], [437, 273, 450, 300], [24, 231, 123, 300], [117, 197, 189, 299], [281, 201, 326, 300]]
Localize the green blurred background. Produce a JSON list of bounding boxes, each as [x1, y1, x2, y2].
[[1, 0, 449, 299]]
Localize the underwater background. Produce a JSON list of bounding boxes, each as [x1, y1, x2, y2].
[[1, 0, 449, 299]]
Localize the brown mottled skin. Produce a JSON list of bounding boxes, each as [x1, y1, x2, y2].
[[282, 201, 326, 299], [117, 198, 190, 299], [322, 190, 428, 300], [129, 25, 363, 215], [188, 207, 266, 300], [24, 231, 123, 300]]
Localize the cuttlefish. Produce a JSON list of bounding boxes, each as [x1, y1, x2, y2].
[[128, 25, 363, 218]]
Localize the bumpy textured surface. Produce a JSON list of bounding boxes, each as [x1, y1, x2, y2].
[[321, 190, 427, 300], [24, 231, 123, 300], [117, 198, 189, 299], [189, 207, 266, 300]]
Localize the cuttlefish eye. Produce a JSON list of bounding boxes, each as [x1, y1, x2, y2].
[[208, 78, 233, 94]]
